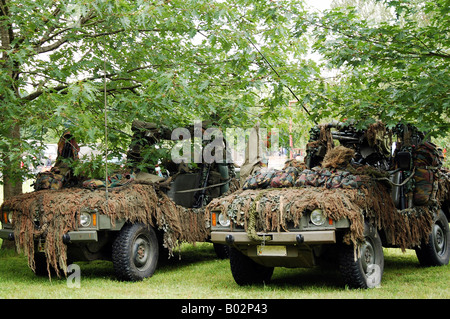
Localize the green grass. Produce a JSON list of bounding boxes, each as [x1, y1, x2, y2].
[[0, 243, 449, 299]]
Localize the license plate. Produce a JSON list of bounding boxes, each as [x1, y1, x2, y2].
[[257, 245, 287, 256]]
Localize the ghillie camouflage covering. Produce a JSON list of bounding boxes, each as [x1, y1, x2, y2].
[[3, 182, 208, 277], [207, 164, 444, 250], [207, 122, 450, 252]]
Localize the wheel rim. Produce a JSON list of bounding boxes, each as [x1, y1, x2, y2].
[[133, 235, 151, 270], [433, 223, 447, 257], [360, 239, 375, 275], [360, 237, 381, 287]]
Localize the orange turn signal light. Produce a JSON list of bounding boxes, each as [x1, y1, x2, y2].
[[211, 213, 217, 227]]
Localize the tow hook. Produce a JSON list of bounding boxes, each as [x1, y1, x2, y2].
[[62, 233, 71, 244]]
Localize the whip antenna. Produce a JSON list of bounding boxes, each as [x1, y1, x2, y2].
[[246, 36, 315, 122], [103, 34, 108, 200]]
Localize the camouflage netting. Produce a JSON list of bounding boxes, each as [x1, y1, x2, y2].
[[2, 182, 209, 277], [206, 150, 450, 251], [207, 122, 450, 251], [207, 179, 436, 250], [438, 169, 450, 207]]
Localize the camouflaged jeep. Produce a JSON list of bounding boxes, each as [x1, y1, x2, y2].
[[0, 121, 237, 281], [207, 121, 450, 288]]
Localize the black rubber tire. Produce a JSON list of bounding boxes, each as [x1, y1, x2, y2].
[[112, 223, 159, 281], [213, 243, 230, 259], [339, 222, 384, 289], [415, 210, 450, 267], [229, 247, 274, 286], [33, 251, 51, 277]]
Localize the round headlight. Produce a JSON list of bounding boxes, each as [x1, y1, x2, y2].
[[310, 209, 326, 226], [218, 213, 230, 227], [7, 212, 13, 224], [80, 212, 92, 227]]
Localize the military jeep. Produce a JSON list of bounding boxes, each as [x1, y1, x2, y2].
[[208, 121, 450, 288], [0, 120, 237, 281]]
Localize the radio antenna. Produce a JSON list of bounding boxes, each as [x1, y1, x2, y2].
[[246, 36, 316, 122], [103, 32, 109, 200]]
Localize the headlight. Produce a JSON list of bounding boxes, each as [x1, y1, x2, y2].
[[79, 212, 92, 227], [218, 213, 230, 227], [310, 209, 326, 226], [2, 212, 13, 224], [7, 212, 13, 224]]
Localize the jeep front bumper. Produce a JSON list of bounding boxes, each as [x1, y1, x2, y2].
[[0, 228, 99, 243], [0, 228, 15, 241], [211, 230, 336, 245], [211, 230, 340, 268], [0, 213, 126, 244]]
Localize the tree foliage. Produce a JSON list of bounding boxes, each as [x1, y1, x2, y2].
[[2, 0, 448, 195], [299, 0, 449, 135], [0, 0, 317, 192]]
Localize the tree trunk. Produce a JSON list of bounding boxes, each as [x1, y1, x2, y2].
[[3, 124, 23, 199], [1, 0, 22, 200], [1, 124, 21, 250], [0, 0, 21, 250]]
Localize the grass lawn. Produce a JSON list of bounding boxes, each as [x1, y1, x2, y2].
[[0, 242, 449, 299]]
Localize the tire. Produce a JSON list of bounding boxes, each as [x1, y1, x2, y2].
[[33, 251, 51, 277], [213, 243, 230, 259], [112, 223, 159, 281], [415, 210, 450, 267], [229, 247, 274, 286], [339, 222, 384, 289]]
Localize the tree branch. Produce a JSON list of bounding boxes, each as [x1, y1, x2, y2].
[[35, 37, 68, 54], [33, 8, 98, 55], [21, 84, 68, 101]]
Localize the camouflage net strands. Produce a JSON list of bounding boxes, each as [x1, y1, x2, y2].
[[2, 182, 209, 277], [437, 169, 450, 204], [206, 181, 435, 250]]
